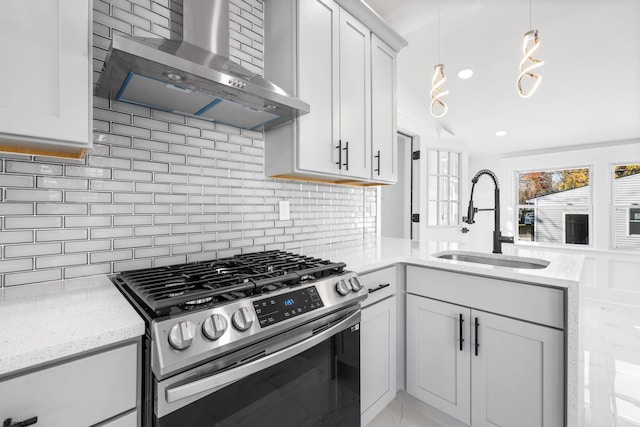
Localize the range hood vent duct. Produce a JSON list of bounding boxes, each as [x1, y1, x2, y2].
[[96, 0, 309, 131]]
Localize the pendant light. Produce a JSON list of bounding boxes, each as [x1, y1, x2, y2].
[[430, 0, 449, 117], [517, 0, 543, 97]]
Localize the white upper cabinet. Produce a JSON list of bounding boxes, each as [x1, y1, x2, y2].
[[371, 35, 397, 183], [0, 0, 92, 159], [264, 0, 405, 185], [338, 10, 371, 180], [296, 0, 340, 176]]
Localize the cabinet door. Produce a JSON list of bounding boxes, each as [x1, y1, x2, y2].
[[371, 35, 397, 183], [471, 311, 564, 427], [361, 296, 397, 426], [0, 0, 91, 154], [338, 9, 371, 179], [406, 295, 471, 424], [297, 0, 340, 175]]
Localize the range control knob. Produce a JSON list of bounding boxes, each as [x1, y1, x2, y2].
[[350, 277, 363, 291], [232, 307, 254, 331], [202, 313, 228, 341], [336, 279, 351, 296], [168, 321, 196, 350]]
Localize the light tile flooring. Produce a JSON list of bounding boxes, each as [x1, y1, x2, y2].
[[367, 299, 640, 427]]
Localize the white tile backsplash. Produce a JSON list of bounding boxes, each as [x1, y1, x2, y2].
[[0, 0, 377, 287]]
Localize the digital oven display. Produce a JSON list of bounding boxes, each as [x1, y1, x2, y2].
[[253, 286, 324, 327]]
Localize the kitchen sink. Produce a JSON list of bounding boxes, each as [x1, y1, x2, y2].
[[433, 251, 550, 269]]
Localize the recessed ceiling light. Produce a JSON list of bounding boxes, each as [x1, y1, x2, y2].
[[457, 68, 474, 79], [495, 130, 508, 137]]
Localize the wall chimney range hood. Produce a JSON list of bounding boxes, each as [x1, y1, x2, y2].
[[96, 0, 309, 131]]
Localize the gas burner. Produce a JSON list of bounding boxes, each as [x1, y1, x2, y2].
[[163, 278, 187, 298], [167, 290, 185, 298], [181, 296, 215, 309], [299, 274, 315, 282]]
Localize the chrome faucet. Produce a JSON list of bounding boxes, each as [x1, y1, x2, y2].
[[462, 169, 514, 254]]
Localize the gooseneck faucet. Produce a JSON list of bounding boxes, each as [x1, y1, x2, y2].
[[463, 169, 514, 254]]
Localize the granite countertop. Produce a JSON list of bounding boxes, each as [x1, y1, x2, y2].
[[300, 237, 584, 289], [0, 275, 144, 377]]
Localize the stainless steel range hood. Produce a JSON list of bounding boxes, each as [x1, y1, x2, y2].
[[96, 0, 309, 131]]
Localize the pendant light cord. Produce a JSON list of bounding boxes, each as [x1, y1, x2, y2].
[[437, 0, 441, 63]]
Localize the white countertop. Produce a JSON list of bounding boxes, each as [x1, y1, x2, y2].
[[0, 238, 583, 383], [299, 237, 584, 289], [0, 275, 144, 377]]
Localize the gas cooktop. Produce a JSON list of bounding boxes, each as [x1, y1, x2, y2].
[[112, 250, 347, 319]]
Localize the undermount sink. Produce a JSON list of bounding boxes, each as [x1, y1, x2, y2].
[[433, 251, 550, 270]]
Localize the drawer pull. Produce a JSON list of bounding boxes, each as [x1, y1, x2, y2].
[[368, 283, 390, 294], [3, 417, 38, 427]]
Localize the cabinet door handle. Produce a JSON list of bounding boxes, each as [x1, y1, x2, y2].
[[343, 141, 349, 171], [474, 317, 480, 356], [459, 313, 465, 351], [3, 417, 38, 427], [367, 283, 390, 293], [374, 150, 381, 175], [336, 140, 342, 170]]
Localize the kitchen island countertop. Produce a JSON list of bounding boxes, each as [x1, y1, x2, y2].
[[300, 237, 584, 288]]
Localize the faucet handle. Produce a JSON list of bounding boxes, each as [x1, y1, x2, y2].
[[500, 235, 515, 243]]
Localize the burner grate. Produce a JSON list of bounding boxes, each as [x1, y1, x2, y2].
[[114, 250, 345, 316]]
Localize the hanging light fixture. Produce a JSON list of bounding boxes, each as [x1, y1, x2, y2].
[[431, 64, 448, 117], [517, 0, 544, 97], [430, 0, 449, 117]]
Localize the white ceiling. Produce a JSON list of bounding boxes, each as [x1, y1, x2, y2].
[[365, 0, 640, 156]]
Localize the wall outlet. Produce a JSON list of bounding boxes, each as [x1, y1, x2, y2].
[[279, 201, 290, 221]]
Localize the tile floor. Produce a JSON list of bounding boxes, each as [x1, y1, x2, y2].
[[366, 298, 640, 427]]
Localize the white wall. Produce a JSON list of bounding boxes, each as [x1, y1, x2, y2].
[[468, 141, 640, 306]]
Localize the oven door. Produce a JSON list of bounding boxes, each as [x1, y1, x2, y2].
[[155, 308, 361, 427]]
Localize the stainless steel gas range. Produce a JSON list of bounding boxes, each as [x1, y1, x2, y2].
[[111, 250, 367, 427]]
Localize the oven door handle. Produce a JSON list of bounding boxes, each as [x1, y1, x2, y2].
[[165, 310, 360, 404]]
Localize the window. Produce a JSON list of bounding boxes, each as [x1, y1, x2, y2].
[[427, 150, 460, 226], [612, 163, 640, 249], [517, 167, 591, 245]]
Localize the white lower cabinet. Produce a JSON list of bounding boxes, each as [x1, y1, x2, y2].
[[406, 296, 471, 423], [0, 342, 139, 427], [359, 266, 398, 426], [407, 295, 564, 426], [362, 295, 397, 425]]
